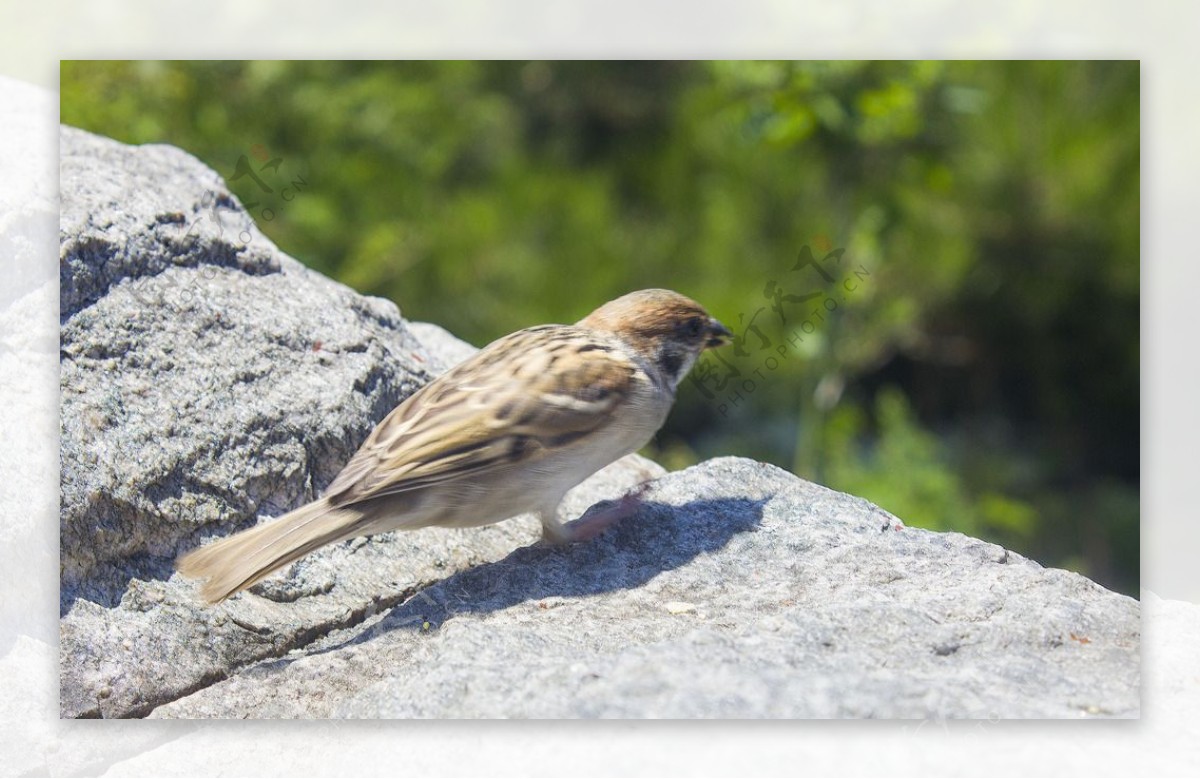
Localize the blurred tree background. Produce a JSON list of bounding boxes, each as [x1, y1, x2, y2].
[[60, 60, 1139, 595]]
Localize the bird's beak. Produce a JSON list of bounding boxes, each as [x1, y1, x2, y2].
[[706, 318, 733, 348]]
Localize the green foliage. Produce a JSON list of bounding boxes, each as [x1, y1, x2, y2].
[[826, 388, 978, 534], [824, 387, 1038, 542], [60, 60, 1139, 595]]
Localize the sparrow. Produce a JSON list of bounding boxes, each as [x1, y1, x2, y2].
[[177, 288, 732, 603]]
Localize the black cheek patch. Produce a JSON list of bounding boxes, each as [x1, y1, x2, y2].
[[658, 351, 683, 380]]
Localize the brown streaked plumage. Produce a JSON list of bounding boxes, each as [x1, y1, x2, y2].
[[176, 288, 731, 603]]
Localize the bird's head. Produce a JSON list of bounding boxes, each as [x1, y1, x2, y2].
[[580, 288, 732, 391]]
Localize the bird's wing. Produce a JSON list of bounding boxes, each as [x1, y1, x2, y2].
[[322, 326, 639, 508]]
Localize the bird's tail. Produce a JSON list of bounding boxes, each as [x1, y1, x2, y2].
[[176, 498, 361, 603]]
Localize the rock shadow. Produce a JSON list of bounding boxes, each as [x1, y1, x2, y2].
[[340, 495, 768, 649], [59, 551, 181, 616]]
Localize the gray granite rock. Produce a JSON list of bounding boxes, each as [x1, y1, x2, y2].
[[58, 127, 279, 319], [59, 126, 1139, 721], [150, 457, 1140, 719], [57, 126, 662, 718], [405, 320, 480, 371], [59, 127, 437, 594]]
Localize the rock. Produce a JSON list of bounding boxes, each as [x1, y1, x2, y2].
[[149, 457, 1140, 719], [58, 126, 277, 319], [58, 126, 1139, 720], [405, 321, 479, 372], [57, 126, 662, 718], [59, 126, 433, 592]]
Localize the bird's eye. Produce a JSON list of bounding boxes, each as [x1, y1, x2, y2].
[[686, 317, 703, 337]]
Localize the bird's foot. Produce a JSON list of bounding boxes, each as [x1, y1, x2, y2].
[[543, 482, 651, 544]]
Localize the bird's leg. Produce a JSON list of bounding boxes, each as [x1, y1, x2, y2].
[[540, 482, 651, 544]]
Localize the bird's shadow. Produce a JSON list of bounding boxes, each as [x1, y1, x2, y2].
[[318, 495, 767, 653]]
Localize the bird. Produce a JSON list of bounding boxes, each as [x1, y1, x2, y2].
[[177, 288, 732, 603]]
